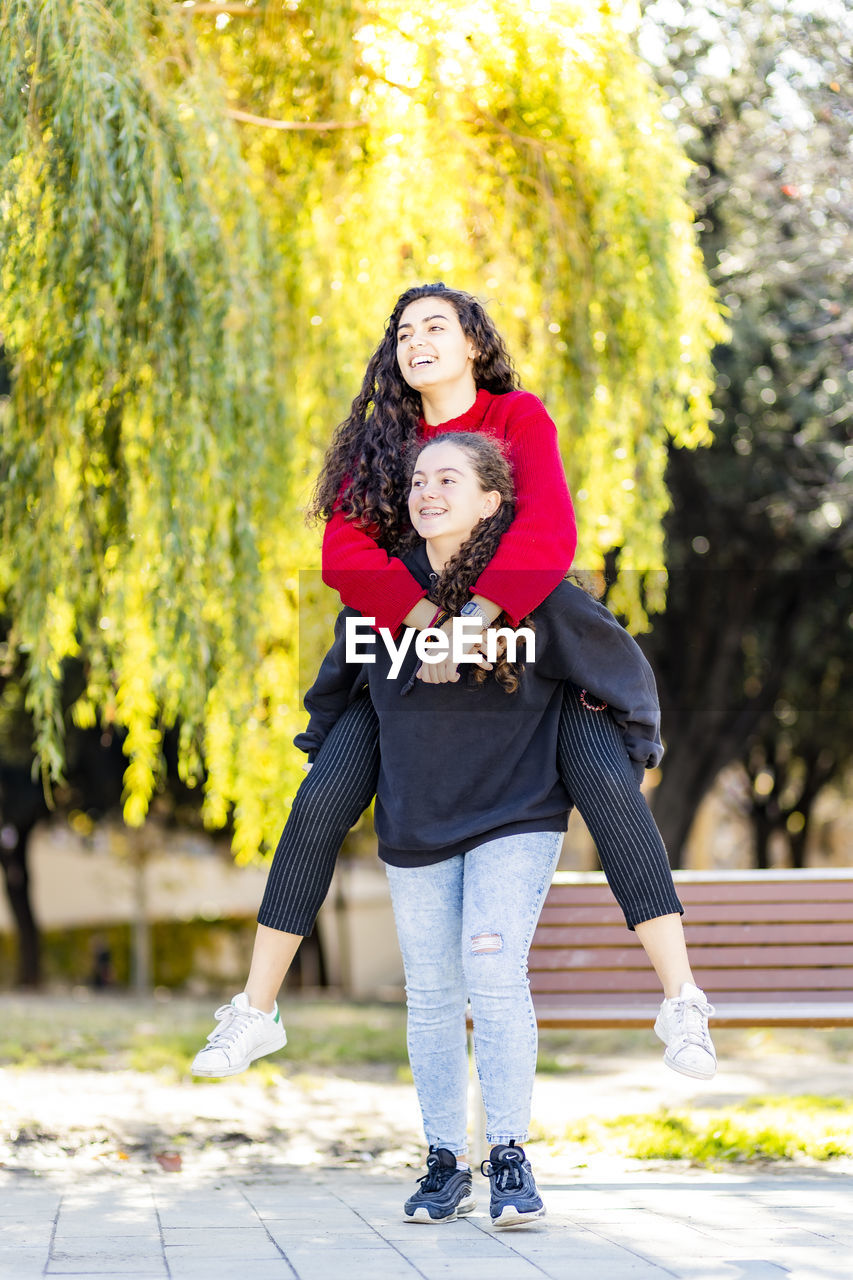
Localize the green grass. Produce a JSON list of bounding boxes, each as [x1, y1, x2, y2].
[[4, 996, 853, 1166], [550, 1095, 853, 1164], [0, 994, 410, 1078], [4, 998, 853, 1079]]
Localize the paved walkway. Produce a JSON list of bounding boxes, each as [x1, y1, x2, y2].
[[2, 1163, 850, 1280]]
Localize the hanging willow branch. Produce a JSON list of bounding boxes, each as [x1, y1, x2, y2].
[[0, 0, 282, 823], [227, 107, 368, 130], [178, 3, 268, 15]]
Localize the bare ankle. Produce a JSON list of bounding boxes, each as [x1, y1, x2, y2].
[[244, 990, 276, 1015]]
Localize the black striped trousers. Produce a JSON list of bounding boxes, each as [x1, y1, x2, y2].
[[257, 684, 682, 936]]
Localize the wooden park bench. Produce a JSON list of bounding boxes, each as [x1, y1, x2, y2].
[[530, 868, 853, 1028]]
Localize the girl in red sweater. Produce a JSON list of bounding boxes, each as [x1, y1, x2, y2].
[[192, 284, 715, 1087]]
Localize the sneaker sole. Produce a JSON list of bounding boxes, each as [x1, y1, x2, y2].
[[191, 1032, 287, 1078], [491, 1205, 546, 1228], [404, 1196, 476, 1224], [663, 1048, 717, 1080]]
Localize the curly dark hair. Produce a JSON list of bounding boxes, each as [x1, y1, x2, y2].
[[308, 284, 519, 550], [405, 433, 534, 693]]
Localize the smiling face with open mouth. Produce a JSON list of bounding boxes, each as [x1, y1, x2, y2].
[[396, 295, 479, 398]]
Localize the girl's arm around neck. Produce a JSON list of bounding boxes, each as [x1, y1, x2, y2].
[[473, 392, 576, 624], [322, 510, 428, 632]]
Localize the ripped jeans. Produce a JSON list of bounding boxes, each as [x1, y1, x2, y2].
[[385, 831, 563, 1154]]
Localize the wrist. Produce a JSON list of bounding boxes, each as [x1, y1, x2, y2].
[[427, 605, 452, 629], [468, 594, 501, 626], [459, 600, 490, 629]]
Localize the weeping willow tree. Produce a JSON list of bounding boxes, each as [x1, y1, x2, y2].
[[1, 0, 725, 873], [0, 0, 285, 839]]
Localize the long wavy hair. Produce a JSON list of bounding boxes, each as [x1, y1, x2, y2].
[[404, 433, 533, 693], [308, 284, 519, 550]]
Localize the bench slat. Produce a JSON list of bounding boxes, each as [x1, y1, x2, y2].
[[530, 943, 853, 969], [538, 902, 853, 926], [545, 881, 853, 905], [530, 967, 853, 993], [535, 923, 853, 946], [532, 999, 853, 1029], [534, 990, 853, 1008]]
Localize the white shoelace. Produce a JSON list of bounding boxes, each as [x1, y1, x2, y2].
[[673, 993, 716, 1050], [205, 1003, 262, 1048]]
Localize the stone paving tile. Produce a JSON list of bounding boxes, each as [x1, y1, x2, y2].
[[277, 1251, 423, 1280], [160, 1225, 281, 1248], [500, 1236, 664, 1266], [52, 1230, 162, 1250], [788, 1267, 851, 1280], [252, 1185, 362, 1202], [2, 1166, 851, 1280], [164, 1232, 285, 1261], [698, 1226, 846, 1249], [688, 1266, 789, 1280], [512, 1262, 671, 1280], [0, 1219, 54, 1246], [260, 1214, 380, 1233], [0, 1194, 61, 1214], [47, 1238, 166, 1271], [411, 1262, 571, 1280], [48, 1273, 168, 1279], [748, 1185, 851, 1205], [654, 1265, 771, 1280], [50, 1236, 164, 1259], [47, 1251, 168, 1276], [0, 1247, 51, 1280], [56, 1199, 156, 1215], [152, 1201, 261, 1229], [165, 1260, 299, 1280], [374, 1223, 517, 1248], [266, 1226, 397, 1249], [54, 1219, 161, 1238]]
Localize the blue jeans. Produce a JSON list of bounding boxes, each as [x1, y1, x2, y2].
[[385, 831, 563, 1154]]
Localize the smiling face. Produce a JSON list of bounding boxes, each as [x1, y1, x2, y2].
[[396, 296, 479, 396], [408, 439, 502, 556]]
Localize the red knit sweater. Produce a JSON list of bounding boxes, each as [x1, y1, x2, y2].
[[321, 387, 577, 631]]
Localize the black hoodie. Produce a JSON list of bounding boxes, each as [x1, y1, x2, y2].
[[297, 544, 662, 867]]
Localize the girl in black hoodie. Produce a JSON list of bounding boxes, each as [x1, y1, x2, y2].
[[295, 433, 715, 1226]]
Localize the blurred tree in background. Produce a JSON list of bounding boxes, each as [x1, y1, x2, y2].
[[0, 0, 282, 829], [637, 0, 852, 861], [0, 0, 721, 882]]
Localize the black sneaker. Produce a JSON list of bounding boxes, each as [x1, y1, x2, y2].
[[403, 1147, 476, 1223], [480, 1141, 545, 1227]]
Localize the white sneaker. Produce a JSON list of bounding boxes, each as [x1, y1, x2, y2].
[[191, 992, 287, 1077], [654, 982, 717, 1079]]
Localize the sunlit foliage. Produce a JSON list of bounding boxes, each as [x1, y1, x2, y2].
[[1, 0, 723, 858]]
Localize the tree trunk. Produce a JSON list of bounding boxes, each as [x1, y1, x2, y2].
[[640, 446, 829, 869], [751, 806, 774, 871], [130, 834, 152, 994], [0, 822, 41, 988], [650, 749, 714, 866]]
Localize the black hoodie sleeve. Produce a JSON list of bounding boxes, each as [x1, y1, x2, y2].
[[533, 583, 663, 770], [293, 607, 368, 758]]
